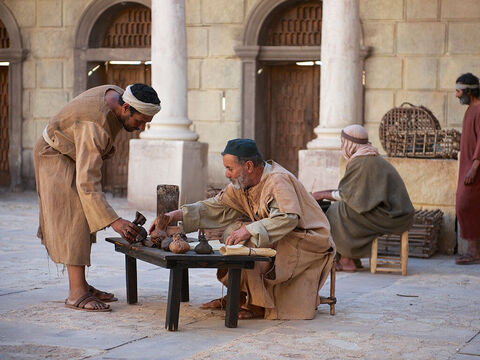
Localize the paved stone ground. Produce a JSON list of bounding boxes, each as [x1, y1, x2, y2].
[[0, 190, 479, 360]]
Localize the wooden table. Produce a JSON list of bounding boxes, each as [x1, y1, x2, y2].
[[106, 237, 272, 331]]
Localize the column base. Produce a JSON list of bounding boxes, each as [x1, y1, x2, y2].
[[307, 128, 342, 150], [140, 124, 199, 141], [128, 139, 208, 211], [298, 149, 345, 192]]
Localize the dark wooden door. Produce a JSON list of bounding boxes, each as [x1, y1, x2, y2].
[[102, 63, 151, 196], [264, 64, 319, 175], [0, 66, 9, 186]]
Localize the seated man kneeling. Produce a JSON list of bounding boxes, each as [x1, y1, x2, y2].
[[150, 138, 335, 320], [313, 125, 414, 272]]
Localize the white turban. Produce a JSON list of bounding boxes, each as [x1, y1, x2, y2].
[[456, 83, 479, 90], [122, 85, 161, 116]]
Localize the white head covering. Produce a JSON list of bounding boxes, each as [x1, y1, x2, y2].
[[341, 124, 379, 162], [456, 83, 479, 90], [122, 85, 161, 116]]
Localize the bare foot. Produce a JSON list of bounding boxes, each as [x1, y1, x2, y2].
[[88, 285, 118, 302], [200, 292, 246, 309], [336, 256, 356, 272]]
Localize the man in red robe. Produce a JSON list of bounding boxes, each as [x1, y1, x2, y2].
[[455, 73, 480, 264]]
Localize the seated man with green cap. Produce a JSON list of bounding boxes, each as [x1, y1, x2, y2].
[[149, 138, 335, 320]]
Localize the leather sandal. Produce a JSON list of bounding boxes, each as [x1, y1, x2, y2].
[[238, 308, 264, 319], [65, 293, 111, 312], [455, 254, 480, 265], [200, 297, 226, 309]]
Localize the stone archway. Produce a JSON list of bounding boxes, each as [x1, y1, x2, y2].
[[234, 0, 322, 172], [0, 2, 27, 190], [74, 0, 152, 195], [74, 0, 151, 96]]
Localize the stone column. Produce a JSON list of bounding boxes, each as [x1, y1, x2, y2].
[[141, 0, 197, 141], [299, 0, 363, 191], [128, 0, 208, 211]]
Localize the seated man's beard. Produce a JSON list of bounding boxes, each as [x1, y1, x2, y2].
[[231, 171, 248, 190], [459, 93, 471, 105]]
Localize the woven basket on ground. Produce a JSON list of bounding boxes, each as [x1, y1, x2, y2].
[[379, 103, 461, 159], [377, 209, 443, 258]]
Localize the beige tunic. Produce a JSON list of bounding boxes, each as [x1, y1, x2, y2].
[[183, 161, 335, 320], [33, 85, 124, 266]]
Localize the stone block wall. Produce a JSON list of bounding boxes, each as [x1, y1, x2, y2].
[[361, 0, 480, 151], [386, 158, 458, 254], [3, 0, 89, 188], [185, 0, 251, 188], [4, 0, 480, 192]]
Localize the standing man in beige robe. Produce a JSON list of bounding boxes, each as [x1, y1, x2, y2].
[[150, 139, 335, 320], [34, 84, 161, 312]]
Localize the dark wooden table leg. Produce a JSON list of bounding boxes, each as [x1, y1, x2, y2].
[[225, 268, 241, 328], [181, 268, 189, 302], [166, 268, 183, 331], [125, 255, 137, 304]]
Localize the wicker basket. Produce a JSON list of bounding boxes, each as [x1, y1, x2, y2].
[[384, 128, 461, 159], [377, 209, 443, 258], [379, 103, 461, 159]]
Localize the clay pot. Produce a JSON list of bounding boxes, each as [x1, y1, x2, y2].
[[161, 237, 173, 251], [194, 231, 213, 254], [169, 233, 190, 254], [151, 229, 167, 247]]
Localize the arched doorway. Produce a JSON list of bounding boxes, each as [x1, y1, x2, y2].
[[236, 0, 322, 175], [0, 20, 9, 187], [0, 3, 26, 190], [75, 1, 151, 196]]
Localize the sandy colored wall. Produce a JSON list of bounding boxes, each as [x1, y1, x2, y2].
[[385, 157, 458, 254], [361, 0, 480, 154], [3, 0, 91, 188], [3, 0, 480, 192]]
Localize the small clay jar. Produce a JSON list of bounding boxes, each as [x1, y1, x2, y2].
[[132, 211, 148, 243], [160, 236, 173, 251], [194, 229, 213, 254], [169, 233, 190, 254], [151, 229, 167, 248]]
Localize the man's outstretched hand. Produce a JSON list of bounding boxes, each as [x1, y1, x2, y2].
[[225, 225, 251, 246], [148, 210, 184, 234], [111, 218, 140, 243]]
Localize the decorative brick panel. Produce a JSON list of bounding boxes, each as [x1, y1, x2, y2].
[[0, 19, 10, 48], [102, 6, 151, 48], [261, 1, 322, 46]]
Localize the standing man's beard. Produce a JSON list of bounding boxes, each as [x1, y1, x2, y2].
[[459, 93, 471, 105], [119, 116, 138, 132]]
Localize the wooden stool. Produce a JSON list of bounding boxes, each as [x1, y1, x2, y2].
[[370, 231, 409, 276], [319, 259, 336, 315]]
